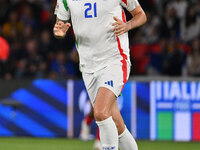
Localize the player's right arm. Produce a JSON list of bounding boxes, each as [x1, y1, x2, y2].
[[53, 17, 71, 39], [54, 0, 71, 39]]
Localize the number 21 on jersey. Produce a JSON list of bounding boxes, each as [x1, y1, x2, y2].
[[84, 2, 97, 18]]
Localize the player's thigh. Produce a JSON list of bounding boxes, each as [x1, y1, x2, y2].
[[94, 87, 117, 121]]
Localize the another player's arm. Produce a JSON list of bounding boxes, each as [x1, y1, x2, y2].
[[53, 17, 71, 39], [113, 6, 147, 36]]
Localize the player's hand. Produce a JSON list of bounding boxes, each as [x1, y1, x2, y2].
[[53, 21, 71, 38], [112, 17, 131, 36]]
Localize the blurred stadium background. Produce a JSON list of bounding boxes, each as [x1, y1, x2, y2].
[[0, 0, 200, 149]]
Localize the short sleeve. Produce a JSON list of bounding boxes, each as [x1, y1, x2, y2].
[[55, 0, 70, 21], [120, 0, 140, 11]]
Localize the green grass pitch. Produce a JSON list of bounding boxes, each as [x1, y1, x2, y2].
[[0, 137, 199, 150]]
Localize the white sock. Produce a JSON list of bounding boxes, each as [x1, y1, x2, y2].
[[96, 116, 118, 150], [119, 127, 138, 150]]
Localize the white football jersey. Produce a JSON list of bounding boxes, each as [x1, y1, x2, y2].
[[55, 0, 139, 73]]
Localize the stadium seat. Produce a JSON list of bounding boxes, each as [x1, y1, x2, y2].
[[0, 36, 10, 61], [149, 43, 161, 53], [130, 44, 149, 60], [130, 44, 149, 74]]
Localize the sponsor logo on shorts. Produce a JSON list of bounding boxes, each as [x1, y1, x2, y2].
[[105, 80, 113, 87]]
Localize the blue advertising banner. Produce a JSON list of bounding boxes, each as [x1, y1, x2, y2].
[[150, 81, 200, 141], [0, 79, 68, 137], [3, 79, 199, 141], [136, 82, 150, 139]]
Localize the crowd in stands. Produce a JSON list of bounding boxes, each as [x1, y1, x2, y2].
[[0, 0, 200, 80]]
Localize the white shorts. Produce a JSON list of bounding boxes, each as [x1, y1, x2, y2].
[[82, 62, 130, 106]]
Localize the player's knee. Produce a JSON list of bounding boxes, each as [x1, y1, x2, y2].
[[94, 110, 110, 121]]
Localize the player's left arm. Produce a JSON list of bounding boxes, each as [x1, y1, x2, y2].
[[113, 5, 147, 36]]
